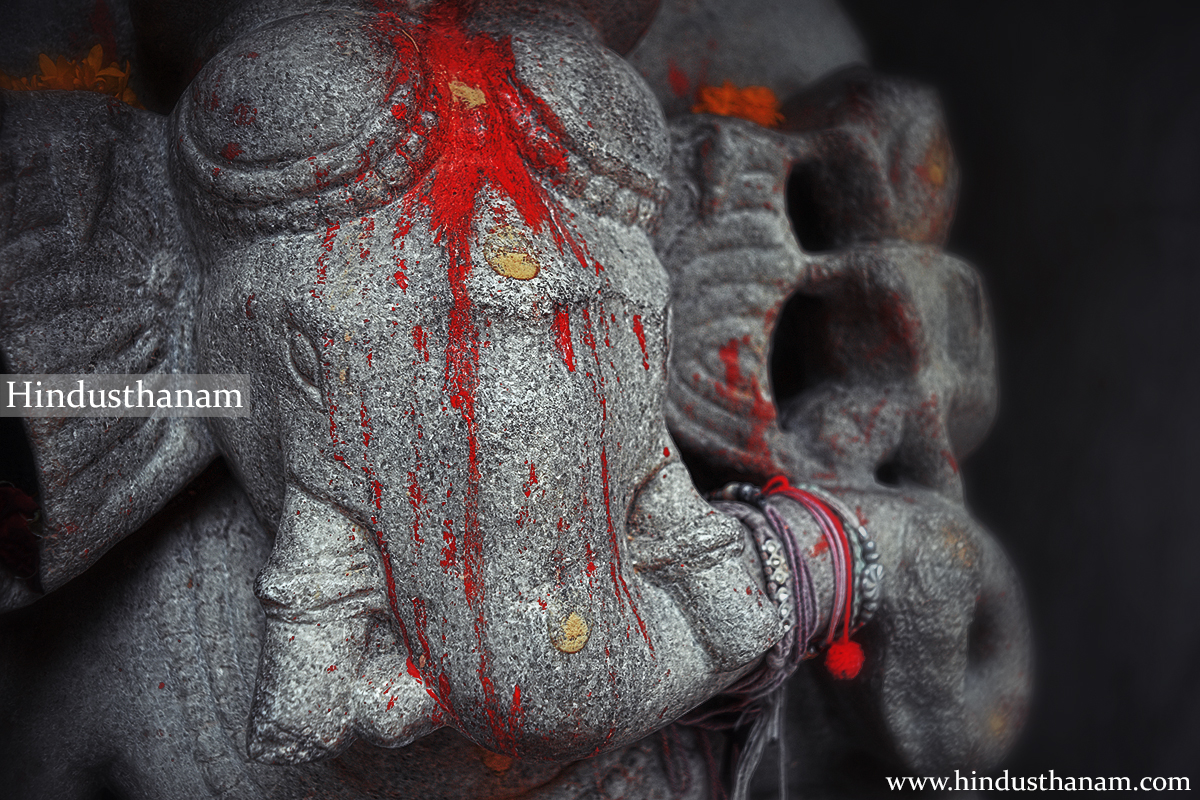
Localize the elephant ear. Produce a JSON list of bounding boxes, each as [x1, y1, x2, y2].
[[0, 91, 216, 610]]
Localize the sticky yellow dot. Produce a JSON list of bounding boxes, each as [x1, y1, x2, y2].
[[489, 251, 540, 280], [928, 163, 946, 188], [553, 612, 589, 653], [449, 78, 486, 108]]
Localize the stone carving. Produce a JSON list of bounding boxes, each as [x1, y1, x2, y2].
[[0, 0, 1031, 797]]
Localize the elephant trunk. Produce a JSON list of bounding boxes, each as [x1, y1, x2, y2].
[[249, 488, 437, 764], [248, 460, 782, 762]]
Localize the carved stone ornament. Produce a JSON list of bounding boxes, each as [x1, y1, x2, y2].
[[0, 0, 1031, 797]]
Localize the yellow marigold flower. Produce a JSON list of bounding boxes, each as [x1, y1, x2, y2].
[[692, 81, 782, 128], [0, 45, 141, 108]]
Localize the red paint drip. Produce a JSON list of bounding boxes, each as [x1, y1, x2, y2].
[[412, 323, 430, 361], [577, 302, 652, 651], [508, 683, 525, 742], [407, 466, 425, 546], [523, 462, 538, 498], [375, 528, 406, 654], [362, 402, 374, 448], [715, 336, 777, 477], [553, 304, 576, 372], [314, 222, 340, 298], [600, 447, 651, 651], [631, 314, 649, 370], [440, 517, 456, 570], [667, 60, 689, 98], [411, 596, 433, 668]]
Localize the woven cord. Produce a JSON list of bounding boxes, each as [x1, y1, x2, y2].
[[686, 478, 865, 800]]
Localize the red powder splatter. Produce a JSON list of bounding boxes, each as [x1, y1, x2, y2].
[[863, 292, 921, 372], [232, 103, 257, 126], [158, 682, 165, 689], [220, 142, 243, 160], [631, 314, 649, 370], [809, 538, 829, 558], [941, 449, 959, 474], [244, 294, 255, 319], [363, 1, 606, 740], [663, 446, 670, 457], [387, 695, 396, 710], [667, 60, 689, 98]]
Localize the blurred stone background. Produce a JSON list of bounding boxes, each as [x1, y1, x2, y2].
[[842, 0, 1200, 780]]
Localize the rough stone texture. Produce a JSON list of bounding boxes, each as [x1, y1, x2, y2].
[[0, 0, 1032, 797], [0, 465, 713, 800], [0, 92, 217, 605], [3, 0, 781, 776]]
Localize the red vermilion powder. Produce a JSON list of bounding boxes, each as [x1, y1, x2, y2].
[[366, 1, 597, 745]]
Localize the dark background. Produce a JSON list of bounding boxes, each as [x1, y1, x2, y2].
[[841, 0, 1200, 779]]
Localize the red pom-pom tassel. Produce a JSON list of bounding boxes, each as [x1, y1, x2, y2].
[[825, 636, 864, 680]]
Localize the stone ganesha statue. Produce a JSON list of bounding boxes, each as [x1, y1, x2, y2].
[[0, 0, 1031, 797]]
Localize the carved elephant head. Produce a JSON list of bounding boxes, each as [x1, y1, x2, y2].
[[0, 0, 1033, 790], [0, 0, 783, 764]]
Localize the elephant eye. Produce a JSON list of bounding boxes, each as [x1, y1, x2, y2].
[[287, 323, 324, 407]]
